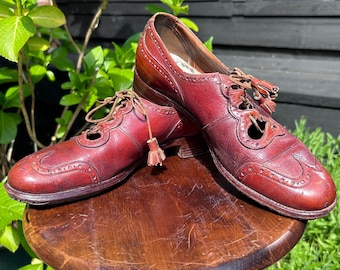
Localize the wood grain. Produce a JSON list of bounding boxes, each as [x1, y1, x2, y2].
[[23, 152, 306, 270]]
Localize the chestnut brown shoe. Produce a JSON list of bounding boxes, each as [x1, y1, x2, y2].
[[5, 90, 203, 205], [133, 12, 336, 219]]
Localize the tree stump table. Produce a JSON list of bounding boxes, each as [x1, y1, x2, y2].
[[23, 152, 306, 270]]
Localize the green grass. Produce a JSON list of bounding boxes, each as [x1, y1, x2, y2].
[[268, 117, 340, 270]]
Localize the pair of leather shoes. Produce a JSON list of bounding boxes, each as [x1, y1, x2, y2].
[[6, 13, 336, 220]]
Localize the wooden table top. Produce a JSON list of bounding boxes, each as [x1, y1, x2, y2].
[[23, 152, 306, 270]]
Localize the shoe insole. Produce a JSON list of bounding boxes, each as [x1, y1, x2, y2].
[[170, 53, 202, 75]]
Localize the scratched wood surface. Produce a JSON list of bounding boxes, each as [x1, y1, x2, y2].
[[23, 152, 306, 270]]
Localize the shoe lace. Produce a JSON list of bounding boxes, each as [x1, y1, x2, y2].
[[229, 67, 279, 133], [85, 89, 166, 166], [229, 67, 279, 112]]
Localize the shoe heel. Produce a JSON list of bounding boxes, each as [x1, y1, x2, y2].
[[164, 135, 208, 159], [133, 68, 173, 106]]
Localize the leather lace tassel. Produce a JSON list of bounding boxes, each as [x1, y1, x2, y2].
[[147, 137, 166, 166]]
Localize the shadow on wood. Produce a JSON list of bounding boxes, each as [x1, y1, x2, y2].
[[23, 152, 306, 270]]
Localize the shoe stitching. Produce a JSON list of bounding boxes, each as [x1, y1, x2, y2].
[[30, 151, 100, 184]]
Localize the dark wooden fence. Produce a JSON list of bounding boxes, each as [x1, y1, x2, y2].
[[58, 0, 340, 135]]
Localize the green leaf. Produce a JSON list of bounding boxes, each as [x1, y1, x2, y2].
[[0, 67, 18, 84], [109, 68, 134, 91], [3, 85, 31, 109], [112, 42, 124, 65], [45, 70, 55, 81], [59, 93, 82, 106], [0, 224, 21, 252], [62, 110, 73, 124], [19, 260, 45, 270], [27, 36, 50, 51], [123, 32, 141, 48], [172, 5, 189, 16], [179, 17, 198, 32], [29, 64, 47, 83], [0, 3, 14, 19], [83, 86, 98, 112], [204, 36, 214, 52], [160, 0, 188, 16], [84, 46, 104, 75], [55, 125, 66, 139], [39, 27, 69, 40], [161, 0, 174, 5], [55, 110, 73, 125], [55, 110, 73, 138], [0, 0, 15, 7], [3, 86, 20, 109], [61, 81, 73, 90], [103, 52, 118, 71], [27, 49, 45, 62], [94, 75, 114, 99], [0, 111, 21, 143], [68, 71, 83, 90], [51, 56, 75, 71], [0, 15, 36, 62], [0, 181, 26, 229], [50, 47, 75, 71], [29, 5, 66, 28]]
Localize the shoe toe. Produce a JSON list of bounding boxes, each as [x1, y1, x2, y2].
[[6, 142, 100, 197], [238, 143, 336, 217], [7, 155, 38, 194]]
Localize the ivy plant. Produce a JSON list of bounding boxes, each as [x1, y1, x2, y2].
[[0, 0, 66, 146]]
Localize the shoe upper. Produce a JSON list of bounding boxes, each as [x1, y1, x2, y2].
[[134, 12, 336, 218], [6, 91, 199, 201]]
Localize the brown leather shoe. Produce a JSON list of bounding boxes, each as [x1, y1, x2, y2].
[[133, 12, 336, 219], [5, 90, 203, 205]]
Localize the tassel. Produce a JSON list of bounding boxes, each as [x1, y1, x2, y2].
[[258, 96, 276, 114], [147, 137, 166, 166]]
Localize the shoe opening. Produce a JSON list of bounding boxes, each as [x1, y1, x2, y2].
[[86, 132, 102, 140], [248, 119, 266, 140]]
